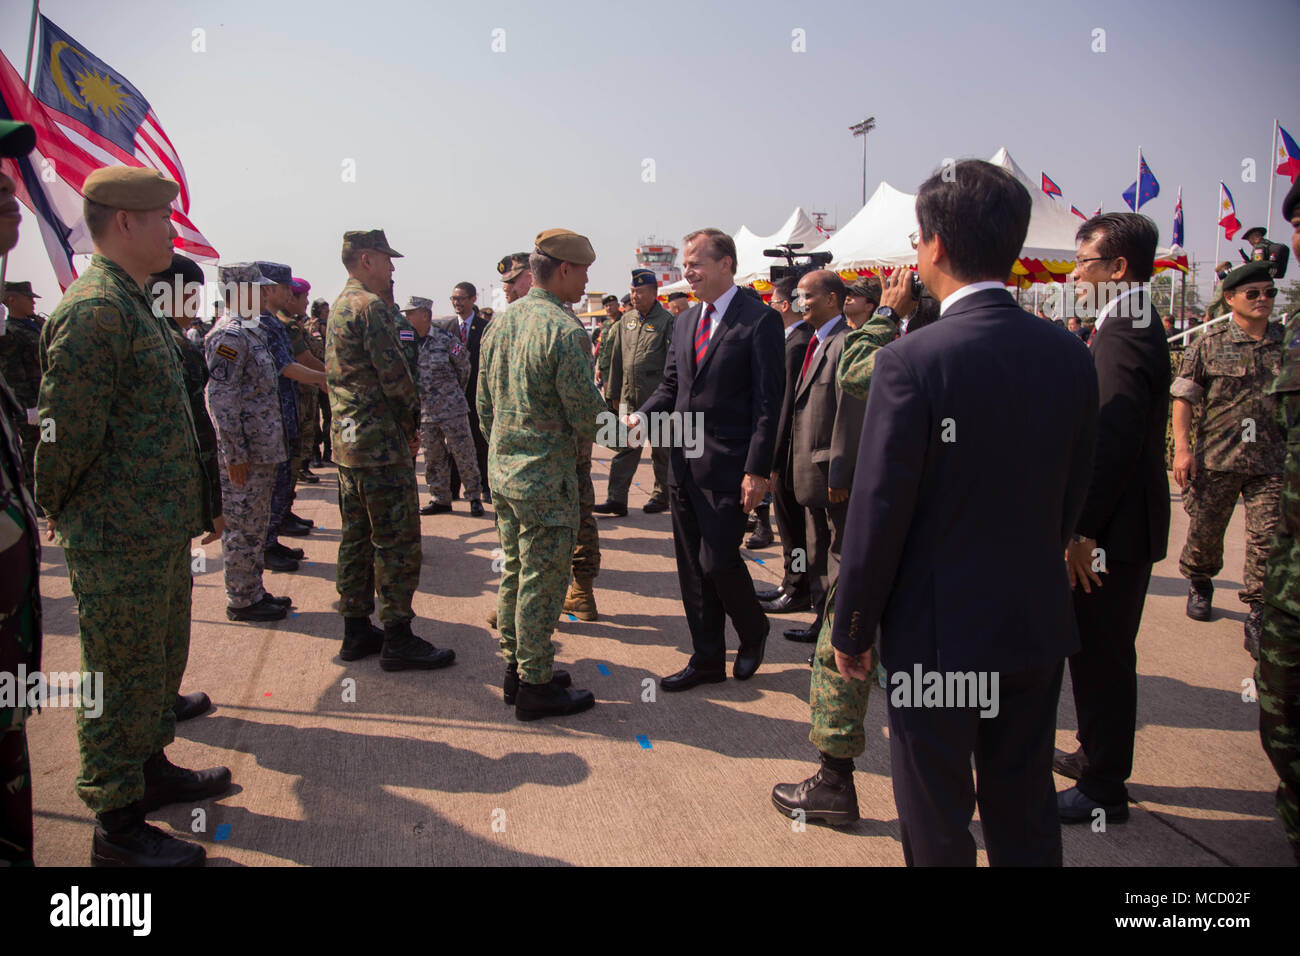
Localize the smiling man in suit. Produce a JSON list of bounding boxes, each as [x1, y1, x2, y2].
[[635, 228, 785, 689], [830, 160, 1098, 865]]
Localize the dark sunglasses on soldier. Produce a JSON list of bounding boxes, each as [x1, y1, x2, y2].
[[1238, 287, 1277, 301]]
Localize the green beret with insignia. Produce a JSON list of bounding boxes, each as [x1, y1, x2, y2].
[[534, 228, 595, 266], [81, 166, 179, 210], [342, 229, 403, 258], [497, 252, 530, 281], [1220, 261, 1274, 292], [601, 294, 619, 305]]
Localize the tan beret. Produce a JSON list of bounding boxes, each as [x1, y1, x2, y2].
[[81, 166, 179, 210], [535, 228, 595, 266]]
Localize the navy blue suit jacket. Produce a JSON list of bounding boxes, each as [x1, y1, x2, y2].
[[830, 288, 1099, 674]]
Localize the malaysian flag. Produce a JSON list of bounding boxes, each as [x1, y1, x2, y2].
[[32, 14, 216, 259]]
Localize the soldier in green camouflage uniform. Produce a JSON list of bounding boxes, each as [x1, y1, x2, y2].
[[1171, 261, 1286, 652], [284, 277, 323, 484], [478, 230, 606, 720], [1258, 185, 1300, 865], [0, 280, 42, 497], [594, 295, 620, 402], [37, 167, 228, 866], [328, 230, 454, 670]]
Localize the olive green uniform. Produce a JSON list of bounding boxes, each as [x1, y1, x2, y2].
[[604, 302, 673, 505]]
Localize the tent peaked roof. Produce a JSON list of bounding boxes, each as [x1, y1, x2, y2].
[[813, 181, 918, 269], [987, 146, 1083, 260]]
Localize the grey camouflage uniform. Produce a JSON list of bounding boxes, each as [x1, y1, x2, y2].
[[417, 323, 481, 503]]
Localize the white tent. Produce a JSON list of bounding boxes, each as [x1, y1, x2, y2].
[[813, 181, 918, 270], [987, 146, 1082, 261], [661, 206, 827, 293]]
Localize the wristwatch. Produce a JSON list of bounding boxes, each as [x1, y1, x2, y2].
[[875, 306, 897, 322]]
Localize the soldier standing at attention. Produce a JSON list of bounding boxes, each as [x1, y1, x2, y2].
[[0, 279, 42, 498], [206, 264, 293, 623], [308, 299, 332, 466], [403, 295, 484, 517], [595, 269, 674, 516], [1172, 260, 1286, 657], [37, 167, 230, 867], [478, 230, 606, 719], [594, 294, 620, 389], [328, 230, 454, 670], [284, 277, 323, 485], [1258, 179, 1300, 865]]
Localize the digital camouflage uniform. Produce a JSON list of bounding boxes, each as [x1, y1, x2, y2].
[[205, 313, 286, 608], [304, 319, 328, 458], [1259, 306, 1300, 863], [595, 315, 618, 404], [0, 372, 39, 865], [327, 277, 421, 625], [280, 311, 318, 479], [36, 254, 208, 815], [260, 312, 299, 548], [1172, 319, 1286, 606], [808, 311, 897, 759], [477, 288, 606, 683], [169, 319, 222, 523], [417, 323, 481, 503], [0, 314, 40, 494], [604, 302, 673, 505]]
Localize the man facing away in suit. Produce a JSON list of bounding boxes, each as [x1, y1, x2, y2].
[[446, 281, 491, 503], [829, 160, 1099, 865], [1055, 213, 1170, 826], [634, 228, 785, 691]]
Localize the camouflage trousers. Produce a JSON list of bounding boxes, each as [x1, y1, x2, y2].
[[573, 440, 599, 580], [17, 423, 36, 494], [1179, 469, 1283, 604], [422, 413, 481, 503], [809, 578, 880, 759], [493, 493, 576, 685], [1259, 529, 1300, 863], [220, 462, 276, 608], [0, 501, 37, 865], [266, 459, 293, 547], [0, 721, 31, 865], [605, 436, 669, 505], [296, 386, 318, 468], [65, 537, 192, 814], [337, 464, 421, 625]]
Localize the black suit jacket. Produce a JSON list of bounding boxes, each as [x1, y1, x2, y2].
[[830, 289, 1099, 673], [1075, 293, 1171, 563], [773, 322, 813, 485], [640, 288, 785, 492]]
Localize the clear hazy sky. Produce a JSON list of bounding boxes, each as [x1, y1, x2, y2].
[[3, 0, 1298, 310]]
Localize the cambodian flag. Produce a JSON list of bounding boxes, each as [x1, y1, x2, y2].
[[1041, 172, 1063, 200], [1172, 188, 1184, 248], [1276, 125, 1300, 183], [1218, 182, 1241, 240], [1122, 152, 1160, 211]]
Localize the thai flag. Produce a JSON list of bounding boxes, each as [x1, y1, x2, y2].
[[1041, 172, 1063, 199], [1172, 187, 1184, 248], [1276, 125, 1300, 183], [1122, 152, 1160, 211], [1218, 182, 1241, 240], [1070, 205, 1087, 220], [32, 15, 216, 260]]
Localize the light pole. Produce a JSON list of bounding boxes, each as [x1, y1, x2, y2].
[[850, 116, 876, 208]]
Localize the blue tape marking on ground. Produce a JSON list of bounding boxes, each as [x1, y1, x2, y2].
[[290, 612, 300, 618], [567, 613, 577, 622], [596, 663, 610, 676], [752, 557, 765, 564], [214, 823, 231, 841], [636, 735, 652, 750]]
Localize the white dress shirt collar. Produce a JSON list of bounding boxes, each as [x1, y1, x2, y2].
[[939, 281, 1006, 316], [1093, 285, 1145, 335], [702, 284, 738, 335], [810, 313, 843, 342]]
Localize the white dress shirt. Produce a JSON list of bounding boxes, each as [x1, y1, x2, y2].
[[1093, 285, 1145, 335], [939, 281, 1006, 316], [698, 284, 738, 342]]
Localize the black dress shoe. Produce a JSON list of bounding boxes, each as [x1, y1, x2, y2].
[[771, 767, 860, 826], [268, 542, 304, 560], [593, 500, 628, 516], [470, 499, 485, 517], [92, 805, 205, 867], [1053, 746, 1090, 780], [140, 751, 232, 811], [263, 549, 300, 572], [1244, 603, 1263, 660], [420, 500, 452, 515], [660, 664, 727, 692], [783, 622, 820, 643], [380, 622, 455, 671], [1057, 785, 1128, 824], [504, 663, 571, 705], [643, 498, 669, 514], [279, 518, 311, 537], [226, 596, 288, 622], [340, 618, 385, 661], [754, 584, 785, 603], [172, 691, 211, 722], [760, 591, 812, 614], [734, 624, 768, 680], [288, 511, 315, 528], [1186, 580, 1213, 621], [515, 679, 595, 721], [745, 526, 774, 549]]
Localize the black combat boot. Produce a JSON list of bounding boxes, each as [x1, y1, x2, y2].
[[172, 691, 212, 722], [503, 662, 572, 705], [140, 750, 232, 811], [1186, 579, 1213, 621], [514, 678, 595, 721], [1244, 603, 1263, 660], [340, 616, 385, 661], [92, 803, 205, 867], [380, 621, 455, 671], [745, 504, 774, 549], [771, 753, 860, 826], [263, 548, 300, 572]]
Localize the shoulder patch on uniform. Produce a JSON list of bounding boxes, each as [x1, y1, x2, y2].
[[215, 343, 238, 362], [92, 306, 120, 331], [399, 329, 415, 341]]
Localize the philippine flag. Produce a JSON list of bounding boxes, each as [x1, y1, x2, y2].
[[1218, 182, 1241, 240], [1276, 125, 1300, 183]]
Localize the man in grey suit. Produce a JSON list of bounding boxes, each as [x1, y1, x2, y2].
[[779, 270, 867, 643]]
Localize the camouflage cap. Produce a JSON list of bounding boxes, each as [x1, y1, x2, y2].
[[847, 277, 882, 301], [2, 280, 40, 298], [342, 229, 403, 258], [0, 120, 35, 159], [254, 261, 292, 286], [534, 228, 595, 266], [497, 252, 530, 281], [81, 166, 179, 210], [218, 262, 275, 286], [401, 296, 433, 312], [1220, 261, 1274, 292]]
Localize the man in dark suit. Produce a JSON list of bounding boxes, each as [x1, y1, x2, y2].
[[444, 282, 491, 502], [1055, 213, 1170, 825], [635, 228, 785, 689], [756, 276, 813, 613], [830, 160, 1099, 866], [777, 270, 865, 643]]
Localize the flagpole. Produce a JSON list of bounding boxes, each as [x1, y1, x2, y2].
[[1266, 119, 1278, 238], [1135, 146, 1143, 211], [1214, 183, 1222, 271], [0, 0, 41, 299]]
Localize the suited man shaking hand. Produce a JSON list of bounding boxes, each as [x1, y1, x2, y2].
[[635, 229, 785, 691]]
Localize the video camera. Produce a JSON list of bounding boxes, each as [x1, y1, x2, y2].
[[764, 243, 834, 283]]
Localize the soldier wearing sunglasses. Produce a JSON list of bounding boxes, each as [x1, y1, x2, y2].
[[1171, 261, 1286, 657]]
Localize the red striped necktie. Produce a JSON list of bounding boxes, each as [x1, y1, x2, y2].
[[799, 331, 820, 382], [694, 303, 715, 366]]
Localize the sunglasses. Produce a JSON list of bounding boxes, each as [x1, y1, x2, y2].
[[1236, 287, 1277, 301]]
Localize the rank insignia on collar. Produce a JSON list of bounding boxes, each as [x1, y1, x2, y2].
[[215, 344, 238, 362], [645, 324, 654, 332]]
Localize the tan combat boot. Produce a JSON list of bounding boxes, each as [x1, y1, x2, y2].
[[562, 576, 598, 621]]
